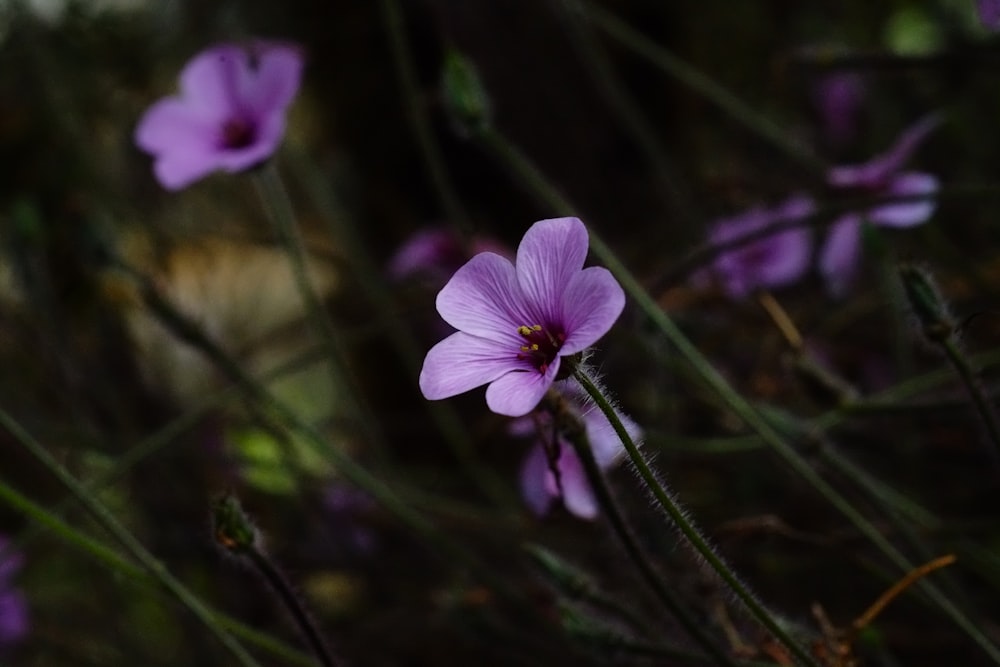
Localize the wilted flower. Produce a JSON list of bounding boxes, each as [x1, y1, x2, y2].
[[135, 41, 304, 191], [0, 537, 28, 651], [419, 217, 624, 417], [819, 116, 939, 297], [811, 69, 865, 146], [388, 227, 509, 283], [702, 195, 815, 300], [514, 382, 640, 519]]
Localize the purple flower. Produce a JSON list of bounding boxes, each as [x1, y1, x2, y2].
[[514, 382, 640, 519], [0, 537, 27, 650], [819, 116, 939, 297], [388, 227, 510, 283], [418, 217, 624, 417], [811, 69, 865, 147], [135, 41, 304, 191], [703, 195, 815, 300], [978, 0, 1000, 30]]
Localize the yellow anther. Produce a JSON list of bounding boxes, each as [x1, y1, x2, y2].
[[531, 344, 539, 351], [520, 345, 530, 352], [531, 324, 542, 331], [517, 325, 532, 336]]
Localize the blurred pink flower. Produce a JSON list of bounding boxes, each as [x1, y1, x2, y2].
[[513, 382, 640, 520], [419, 217, 624, 417], [703, 195, 815, 300], [135, 41, 304, 191], [0, 537, 27, 651], [388, 227, 509, 283], [819, 116, 939, 297], [978, 0, 1000, 30], [811, 69, 865, 146]]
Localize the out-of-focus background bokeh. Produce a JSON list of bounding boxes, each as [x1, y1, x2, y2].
[[2, 0, 1000, 665]]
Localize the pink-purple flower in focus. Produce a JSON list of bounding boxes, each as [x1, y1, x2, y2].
[[703, 195, 815, 300], [819, 115, 939, 297], [388, 227, 510, 283], [513, 382, 640, 520], [419, 217, 625, 417], [978, 0, 1000, 30], [135, 41, 304, 191], [0, 537, 27, 651]]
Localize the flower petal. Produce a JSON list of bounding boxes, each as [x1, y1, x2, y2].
[[178, 44, 246, 118], [485, 359, 560, 417], [829, 115, 939, 187], [560, 266, 624, 354], [419, 332, 518, 401], [580, 404, 636, 468], [868, 172, 938, 228], [515, 218, 589, 325], [819, 215, 862, 298], [238, 42, 305, 117], [556, 449, 598, 519], [519, 444, 555, 516], [435, 252, 528, 344], [134, 98, 218, 154]]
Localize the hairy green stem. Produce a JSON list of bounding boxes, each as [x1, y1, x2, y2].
[[561, 399, 738, 665], [573, 369, 818, 666]]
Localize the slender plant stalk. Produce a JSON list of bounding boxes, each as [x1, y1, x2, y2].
[[562, 405, 739, 666], [940, 337, 1000, 461], [581, 2, 826, 176], [244, 546, 338, 667], [0, 409, 264, 667], [0, 480, 319, 667], [572, 369, 818, 666], [477, 124, 1000, 665]]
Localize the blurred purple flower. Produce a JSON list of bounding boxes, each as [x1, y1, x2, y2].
[[388, 227, 509, 283], [978, 0, 1000, 30], [812, 70, 865, 146], [135, 41, 304, 191], [323, 485, 377, 556], [419, 217, 624, 417], [0, 537, 27, 650], [703, 195, 815, 300], [514, 382, 640, 520], [819, 116, 939, 297]]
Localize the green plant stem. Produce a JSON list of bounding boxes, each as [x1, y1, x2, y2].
[[245, 546, 338, 667], [0, 479, 319, 667], [939, 337, 1000, 462], [562, 401, 738, 666], [252, 162, 387, 455], [379, 0, 471, 233], [573, 369, 817, 667], [479, 124, 1000, 665], [582, 2, 826, 176], [0, 409, 263, 667]]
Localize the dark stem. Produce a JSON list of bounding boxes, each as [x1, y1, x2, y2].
[[245, 546, 339, 667]]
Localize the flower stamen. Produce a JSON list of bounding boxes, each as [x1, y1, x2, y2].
[[516, 324, 565, 374]]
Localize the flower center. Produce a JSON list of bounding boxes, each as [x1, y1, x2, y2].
[[516, 324, 565, 374], [220, 117, 257, 150]]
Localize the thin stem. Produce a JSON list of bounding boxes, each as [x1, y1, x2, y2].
[[0, 409, 263, 667], [573, 369, 819, 667], [245, 547, 338, 667], [582, 2, 827, 176], [252, 162, 387, 454], [561, 402, 738, 666], [939, 337, 1000, 463]]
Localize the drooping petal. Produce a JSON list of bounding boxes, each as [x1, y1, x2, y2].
[[559, 267, 625, 354], [485, 359, 560, 417], [868, 172, 938, 228], [419, 332, 518, 400], [237, 42, 305, 117], [519, 444, 555, 516], [580, 402, 637, 468], [829, 115, 940, 188], [435, 252, 528, 344], [515, 218, 589, 325], [753, 227, 813, 290], [819, 215, 863, 298], [557, 449, 599, 520]]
